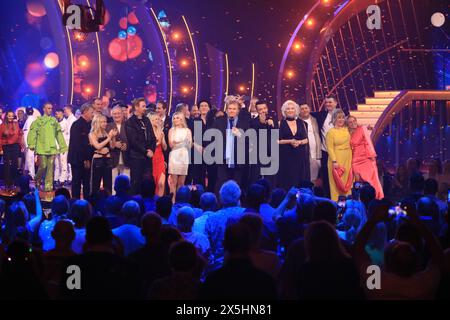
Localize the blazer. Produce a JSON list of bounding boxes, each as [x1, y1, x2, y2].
[[125, 115, 156, 160], [106, 121, 129, 167], [305, 115, 322, 160], [68, 116, 94, 166], [212, 114, 251, 167]]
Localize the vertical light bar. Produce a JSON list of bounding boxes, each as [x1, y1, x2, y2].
[[250, 63, 255, 98], [182, 15, 199, 106], [57, 0, 74, 104], [150, 7, 173, 113], [86, 0, 102, 98], [224, 53, 229, 97]]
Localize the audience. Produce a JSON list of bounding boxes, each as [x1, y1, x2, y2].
[[199, 223, 277, 300], [112, 200, 145, 256], [176, 206, 210, 257]]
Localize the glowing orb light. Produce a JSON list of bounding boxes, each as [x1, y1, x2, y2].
[[118, 30, 127, 40], [27, 1, 46, 18], [108, 38, 127, 62], [431, 12, 445, 27], [25, 62, 46, 88], [44, 52, 59, 69], [127, 26, 137, 36], [78, 55, 90, 69]]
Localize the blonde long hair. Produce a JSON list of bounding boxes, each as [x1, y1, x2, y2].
[[171, 111, 187, 128], [90, 114, 107, 137]]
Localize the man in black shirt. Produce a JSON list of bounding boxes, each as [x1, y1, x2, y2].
[[68, 103, 94, 199], [125, 98, 156, 195]]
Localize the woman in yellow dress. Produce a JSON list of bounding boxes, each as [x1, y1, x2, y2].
[[326, 109, 353, 201]]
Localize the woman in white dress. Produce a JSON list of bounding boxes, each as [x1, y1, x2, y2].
[[168, 111, 192, 200]]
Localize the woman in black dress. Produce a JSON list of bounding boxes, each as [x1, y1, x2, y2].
[[277, 100, 310, 191]]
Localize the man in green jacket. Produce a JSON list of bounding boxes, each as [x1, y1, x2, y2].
[[27, 102, 68, 192]]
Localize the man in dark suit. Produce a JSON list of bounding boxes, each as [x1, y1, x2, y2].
[[311, 95, 349, 198], [250, 100, 279, 186], [212, 98, 251, 193], [106, 105, 129, 191], [125, 98, 156, 195], [68, 103, 95, 199]]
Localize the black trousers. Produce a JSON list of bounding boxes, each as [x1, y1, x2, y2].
[[215, 165, 244, 195], [129, 157, 153, 195], [91, 158, 113, 195], [71, 163, 91, 199], [320, 151, 331, 198], [3, 143, 20, 188]]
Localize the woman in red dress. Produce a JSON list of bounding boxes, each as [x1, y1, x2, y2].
[[149, 113, 168, 196], [348, 116, 384, 199]]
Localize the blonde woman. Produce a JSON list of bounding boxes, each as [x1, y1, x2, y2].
[[277, 100, 310, 191], [168, 111, 192, 200], [89, 115, 117, 194], [326, 109, 352, 201], [149, 113, 168, 196]]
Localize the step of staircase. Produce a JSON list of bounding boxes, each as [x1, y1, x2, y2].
[[352, 118, 379, 127], [350, 111, 384, 118], [373, 91, 401, 98], [365, 97, 395, 105], [357, 104, 389, 111]]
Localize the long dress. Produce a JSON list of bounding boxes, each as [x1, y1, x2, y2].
[[326, 127, 353, 201], [350, 126, 384, 199], [277, 119, 310, 191], [152, 144, 165, 193], [168, 127, 191, 176]]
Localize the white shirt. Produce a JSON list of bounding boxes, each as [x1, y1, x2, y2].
[[66, 114, 77, 133], [58, 118, 69, 146], [116, 123, 124, 165], [22, 115, 37, 148], [304, 117, 317, 159], [321, 112, 334, 152]]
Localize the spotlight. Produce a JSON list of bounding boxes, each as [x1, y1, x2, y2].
[[180, 59, 188, 67], [238, 85, 246, 92], [306, 18, 314, 27], [293, 42, 302, 51], [73, 30, 88, 42], [181, 86, 189, 94], [286, 70, 294, 79], [321, 0, 332, 6], [78, 55, 89, 69], [44, 52, 59, 69], [172, 32, 181, 41]]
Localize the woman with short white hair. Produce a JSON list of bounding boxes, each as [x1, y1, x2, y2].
[[277, 100, 310, 191]]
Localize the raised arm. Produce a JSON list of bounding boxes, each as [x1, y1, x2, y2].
[[27, 188, 44, 234]]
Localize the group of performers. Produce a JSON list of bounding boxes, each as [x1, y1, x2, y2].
[[0, 94, 384, 202]]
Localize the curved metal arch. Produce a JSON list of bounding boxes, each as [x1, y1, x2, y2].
[[304, 0, 385, 110], [372, 90, 450, 144], [182, 15, 199, 106], [150, 7, 173, 113]]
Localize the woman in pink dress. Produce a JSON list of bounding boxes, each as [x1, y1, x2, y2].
[[149, 113, 168, 196], [347, 116, 384, 199]]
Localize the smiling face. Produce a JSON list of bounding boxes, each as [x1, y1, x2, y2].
[[150, 114, 162, 127], [325, 97, 337, 113], [335, 113, 346, 128], [6, 111, 14, 123], [111, 107, 123, 123], [190, 105, 200, 118], [284, 103, 297, 118], [156, 102, 166, 117], [172, 113, 183, 127], [299, 104, 310, 119], [99, 117, 107, 130], [135, 100, 147, 117], [55, 111, 64, 121], [226, 102, 239, 119], [93, 98, 103, 113], [256, 103, 268, 117], [199, 101, 210, 116], [347, 116, 357, 129]]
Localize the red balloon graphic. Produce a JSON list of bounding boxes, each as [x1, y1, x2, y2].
[[108, 36, 143, 61], [128, 11, 139, 25], [25, 62, 46, 88], [126, 35, 143, 59]]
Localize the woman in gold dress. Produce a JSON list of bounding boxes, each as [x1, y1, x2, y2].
[[326, 109, 353, 201]]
